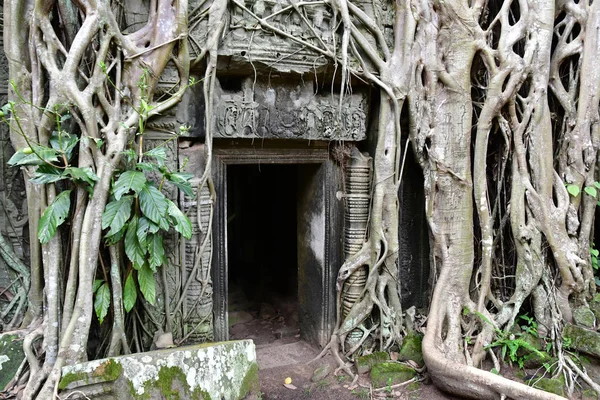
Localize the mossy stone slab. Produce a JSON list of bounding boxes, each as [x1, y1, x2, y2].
[[355, 351, 390, 374], [399, 332, 424, 366], [370, 362, 416, 388], [563, 323, 600, 358], [59, 340, 259, 400]]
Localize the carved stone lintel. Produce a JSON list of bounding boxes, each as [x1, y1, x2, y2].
[[212, 78, 367, 141]]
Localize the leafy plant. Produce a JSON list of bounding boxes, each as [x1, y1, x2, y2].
[[4, 71, 196, 324], [519, 313, 538, 337], [466, 308, 545, 369]]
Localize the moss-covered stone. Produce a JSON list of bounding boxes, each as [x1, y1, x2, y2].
[[590, 298, 600, 323], [355, 351, 390, 374], [370, 362, 416, 388], [573, 306, 596, 329], [515, 333, 553, 368], [141, 365, 211, 400], [399, 332, 424, 366], [563, 323, 600, 358], [526, 375, 565, 397], [60, 340, 258, 399], [58, 371, 90, 390], [93, 359, 123, 381], [238, 362, 259, 399], [0, 334, 25, 390]]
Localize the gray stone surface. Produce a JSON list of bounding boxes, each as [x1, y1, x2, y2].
[[256, 341, 316, 370], [59, 340, 258, 400]]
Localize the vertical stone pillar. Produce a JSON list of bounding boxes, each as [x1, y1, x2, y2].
[[178, 141, 213, 343], [341, 148, 372, 348]]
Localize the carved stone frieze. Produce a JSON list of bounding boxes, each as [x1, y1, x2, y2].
[[212, 77, 367, 141]]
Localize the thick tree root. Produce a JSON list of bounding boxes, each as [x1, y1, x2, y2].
[[423, 334, 565, 400]]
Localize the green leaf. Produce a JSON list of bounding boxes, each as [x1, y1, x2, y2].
[[490, 368, 499, 375], [102, 196, 134, 237], [30, 164, 66, 184], [50, 131, 78, 162], [38, 190, 72, 244], [567, 184, 580, 197], [125, 216, 147, 270], [138, 264, 156, 305], [137, 217, 151, 247], [136, 162, 158, 172], [591, 248, 599, 257], [584, 186, 597, 198], [168, 172, 195, 198], [113, 171, 147, 200], [123, 271, 137, 313], [122, 149, 136, 164], [65, 167, 99, 186], [94, 282, 111, 324], [147, 234, 166, 271], [139, 183, 168, 224], [93, 279, 104, 293], [9, 146, 59, 166], [166, 199, 192, 239], [145, 147, 166, 166], [594, 182, 600, 190]]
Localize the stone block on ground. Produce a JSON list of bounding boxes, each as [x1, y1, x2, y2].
[[59, 340, 259, 400], [0, 333, 25, 390], [370, 362, 416, 388], [563, 323, 600, 358], [526, 375, 565, 397], [573, 306, 596, 329], [355, 351, 390, 374], [398, 332, 424, 366]]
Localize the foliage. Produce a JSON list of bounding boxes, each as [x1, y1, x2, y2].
[[466, 308, 545, 369], [3, 74, 195, 322]]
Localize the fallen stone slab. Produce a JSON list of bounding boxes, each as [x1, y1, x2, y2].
[[370, 362, 416, 388], [563, 323, 600, 358], [59, 340, 259, 400]]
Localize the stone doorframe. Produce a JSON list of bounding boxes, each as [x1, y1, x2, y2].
[[212, 140, 344, 347]]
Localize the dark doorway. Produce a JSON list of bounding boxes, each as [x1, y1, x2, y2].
[[212, 143, 344, 347], [227, 164, 300, 345]]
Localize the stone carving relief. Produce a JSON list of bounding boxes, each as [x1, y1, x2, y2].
[[212, 77, 367, 141]]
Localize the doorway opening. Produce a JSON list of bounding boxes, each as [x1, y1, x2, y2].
[[227, 164, 301, 345]]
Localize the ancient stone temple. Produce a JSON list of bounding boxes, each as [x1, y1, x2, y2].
[[0, 1, 429, 348]]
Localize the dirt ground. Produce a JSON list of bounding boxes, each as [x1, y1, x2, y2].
[[229, 291, 458, 399]]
